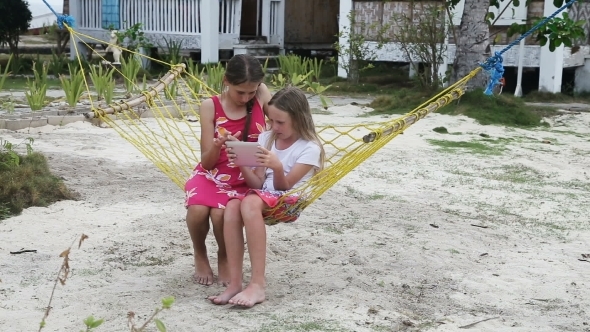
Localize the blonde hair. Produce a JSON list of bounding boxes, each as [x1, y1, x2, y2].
[[266, 86, 325, 173]]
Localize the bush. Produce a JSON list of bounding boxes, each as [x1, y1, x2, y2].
[[0, 145, 77, 220]]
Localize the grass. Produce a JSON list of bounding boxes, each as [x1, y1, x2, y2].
[[427, 139, 507, 155], [258, 316, 349, 332], [1, 76, 62, 90], [0, 151, 77, 220], [523, 90, 590, 104], [437, 89, 561, 127]]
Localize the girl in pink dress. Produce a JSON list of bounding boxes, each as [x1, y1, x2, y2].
[[184, 54, 271, 286]]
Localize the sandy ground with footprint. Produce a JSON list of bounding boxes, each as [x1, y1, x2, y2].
[[0, 96, 589, 332]]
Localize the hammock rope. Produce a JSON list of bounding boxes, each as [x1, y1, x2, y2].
[[42, 0, 576, 224]]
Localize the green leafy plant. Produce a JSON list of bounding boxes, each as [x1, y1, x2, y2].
[[507, 12, 586, 52], [204, 62, 225, 95], [111, 22, 153, 52], [60, 64, 87, 107], [24, 61, 48, 111], [186, 58, 205, 97], [0, 53, 13, 91], [159, 37, 184, 65], [333, 10, 390, 84], [89, 64, 115, 102], [47, 50, 69, 77], [120, 56, 141, 95], [81, 316, 104, 331], [165, 80, 178, 100], [1, 95, 16, 114], [0, 137, 33, 170]]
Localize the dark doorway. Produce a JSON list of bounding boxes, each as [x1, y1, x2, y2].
[[240, 0, 260, 38]]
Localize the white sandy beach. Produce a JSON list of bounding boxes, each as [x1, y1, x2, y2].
[[0, 99, 589, 331]]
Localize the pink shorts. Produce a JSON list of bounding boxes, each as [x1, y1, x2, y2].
[[235, 189, 302, 225]]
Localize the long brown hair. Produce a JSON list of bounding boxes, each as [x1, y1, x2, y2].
[[266, 86, 325, 173], [223, 54, 265, 141]]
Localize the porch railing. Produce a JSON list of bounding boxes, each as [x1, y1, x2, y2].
[[77, 0, 240, 35]]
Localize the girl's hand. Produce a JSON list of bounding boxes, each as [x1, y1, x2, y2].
[[255, 146, 281, 171], [224, 131, 241, 163], [215, 130, 241, 150]]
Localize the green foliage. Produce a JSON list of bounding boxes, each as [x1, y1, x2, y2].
[[0, 138, 76, 220], [204, 62, 225, 95], [120, 56, 142, 95], [0, 0, 32, 55], [186, 58, 205, 96], [25, 61, 48, 111], [159, 37, 184, 65], [0, 53, 13, 91], [89, 64, 116, 103], [110, 22, 153, 51], [81, 316, 104, 331], [47, 50, 70, 77], [439, 89, 557, 127], [446, 0, 587, 54], [271, 55, 333, 108], [333, 10, 390, 84], [60, 63, 87, 107], [507, 12, 586, 52]]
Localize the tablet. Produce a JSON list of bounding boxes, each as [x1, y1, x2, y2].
[[225, 141, 261, 166]]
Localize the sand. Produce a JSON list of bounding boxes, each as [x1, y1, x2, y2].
[[0, 100, 589, 332]]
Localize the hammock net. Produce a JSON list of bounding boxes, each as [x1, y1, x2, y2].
[[62, 27, 481, 225]]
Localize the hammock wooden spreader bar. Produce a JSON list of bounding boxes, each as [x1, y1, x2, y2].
[[83, 64, 187, 119]]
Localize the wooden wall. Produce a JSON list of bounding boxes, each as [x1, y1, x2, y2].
[[284, 0, 340, 46], [351, 0, 581, 46]]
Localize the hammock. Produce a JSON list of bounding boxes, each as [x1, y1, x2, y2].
[[41, 0, 575, 224]]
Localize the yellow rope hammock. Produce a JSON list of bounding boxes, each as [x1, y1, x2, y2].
[[64, 26, 481, 225]]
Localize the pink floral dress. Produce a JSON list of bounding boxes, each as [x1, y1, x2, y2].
[[184, 96, 266, 209]]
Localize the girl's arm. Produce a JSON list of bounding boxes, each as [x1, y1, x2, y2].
[[199, 99, 239, 170], [270, 163, 315, 191], [258, 144, 321, 191], [239, 165, 266, 189]]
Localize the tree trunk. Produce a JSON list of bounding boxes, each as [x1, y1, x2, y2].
[[348, 60, 360, 84], [451, 0, 490, 90]]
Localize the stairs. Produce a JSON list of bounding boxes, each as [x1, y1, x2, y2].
[[233, 38, 281, 74]]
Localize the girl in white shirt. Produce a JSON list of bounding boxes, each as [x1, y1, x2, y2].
[[208, 86, 325, 308]]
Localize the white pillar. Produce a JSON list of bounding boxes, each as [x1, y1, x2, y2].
[[538, 1, 566, 93], [337, 0, 353, 78], [68, 0, 80, 60], [201, 0, 220, 64], [514, 38, 525, 97]]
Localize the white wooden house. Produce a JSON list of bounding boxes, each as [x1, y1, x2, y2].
[[69, 0, 590, 94], [69, 0, 339, 62], [338, 0, 590, 94]]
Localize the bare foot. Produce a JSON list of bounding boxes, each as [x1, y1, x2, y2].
[[217, 251, 230, 286], [193, 253, 214, 286], [228, 283, 265, 308], [207, 284, 242, 305]]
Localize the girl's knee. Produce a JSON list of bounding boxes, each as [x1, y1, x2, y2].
[[187, 205, 210, 221], [224, 199, 242, 221], [240, 194, 265, 217]]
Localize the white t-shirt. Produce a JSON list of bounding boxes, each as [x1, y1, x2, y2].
[[257, 131, 322, 192]]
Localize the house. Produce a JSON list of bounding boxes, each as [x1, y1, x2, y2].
[[69, 0, 339, 62], [69, 0, 590, 94], [337, 0, 590, 94]]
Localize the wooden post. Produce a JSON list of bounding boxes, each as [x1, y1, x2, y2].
[[337, 0, 353, 78], [201, 0, 220, 64]]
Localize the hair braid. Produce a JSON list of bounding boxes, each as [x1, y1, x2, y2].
[[242, 99, 254, 141]]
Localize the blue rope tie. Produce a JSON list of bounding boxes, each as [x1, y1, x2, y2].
[[479, 0, 578, 95], [42, 0, 75, 29]]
